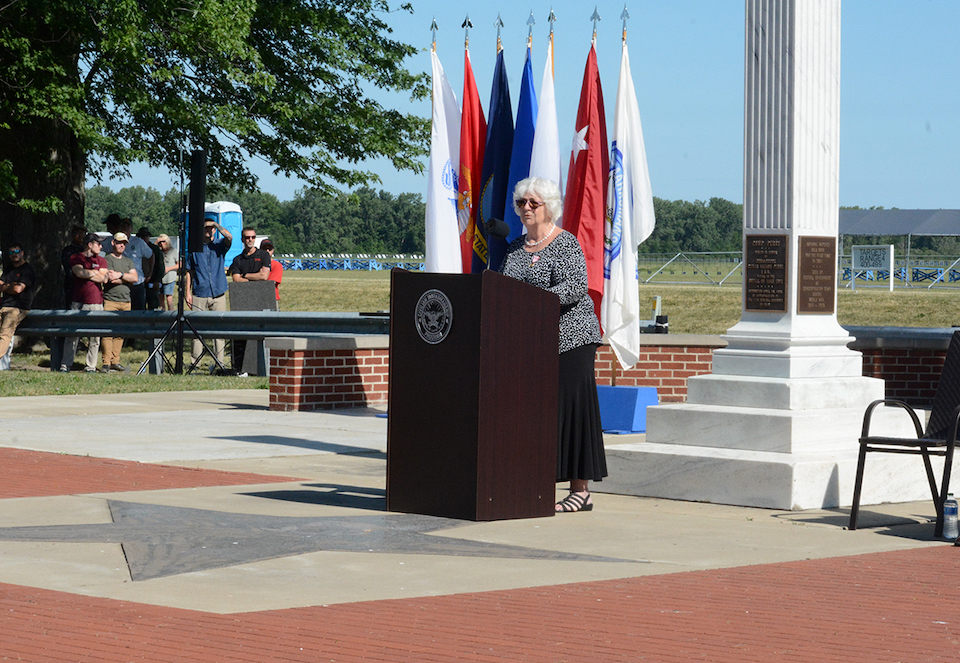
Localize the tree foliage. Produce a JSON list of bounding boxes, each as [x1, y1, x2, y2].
[[85, 185, 426, 255], [641, 197, 743, 254], [0, 0, 429, 306], [3, 0, 429, 197]]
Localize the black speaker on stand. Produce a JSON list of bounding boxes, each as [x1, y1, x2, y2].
[[188, 150, 206, 254]]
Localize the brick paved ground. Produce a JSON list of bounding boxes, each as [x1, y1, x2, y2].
[[0, 448, 303, 498], [0, 546, 957, 662], [2, 448, 957, 662]]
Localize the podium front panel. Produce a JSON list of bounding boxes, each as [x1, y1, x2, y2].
[[387, 269, 558, 521], [387, 271, 483, 519]]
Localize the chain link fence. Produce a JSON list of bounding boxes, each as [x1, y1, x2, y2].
[[274, 251, 960, 289]]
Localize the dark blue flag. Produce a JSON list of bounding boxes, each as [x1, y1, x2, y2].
[[474, 49, 514, 272]]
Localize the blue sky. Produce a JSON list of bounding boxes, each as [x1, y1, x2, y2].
[[98, 0, 959, 209]]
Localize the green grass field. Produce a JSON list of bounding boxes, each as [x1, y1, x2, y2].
[[3, 270, 957, 396], [281, 271, 960, 335]]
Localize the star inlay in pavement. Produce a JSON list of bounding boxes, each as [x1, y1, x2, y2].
[[0, 498, 641, 581]]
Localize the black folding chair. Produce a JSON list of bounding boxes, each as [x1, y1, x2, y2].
[[849, 330, 960, 537]]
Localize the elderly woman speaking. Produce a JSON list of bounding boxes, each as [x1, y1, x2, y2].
[[498, 176, 607, 512]]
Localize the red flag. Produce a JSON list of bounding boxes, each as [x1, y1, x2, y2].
[[564, 43, 609, 323], [457, 49, 486, 273]]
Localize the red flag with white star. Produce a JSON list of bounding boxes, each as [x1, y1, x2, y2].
[[563, 43, 609, 323]]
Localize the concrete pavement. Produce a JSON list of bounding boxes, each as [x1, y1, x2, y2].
[[0, 389, 956, 661]]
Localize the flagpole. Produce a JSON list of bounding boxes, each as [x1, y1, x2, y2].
[[461, 14, 472, 50], [495, 13, 504, 54], [621, 5, 629, 45], [590, 6, 601, 45], [548, 9, 556, 77]]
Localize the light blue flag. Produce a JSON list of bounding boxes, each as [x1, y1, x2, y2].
[[503, 47, 539, 244]]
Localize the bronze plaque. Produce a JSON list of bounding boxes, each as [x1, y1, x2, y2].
[[798, 236, 836, 314], [745, 235, 787, 312]]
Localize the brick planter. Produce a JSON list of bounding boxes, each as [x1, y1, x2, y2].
[[595, 336, 723, 403], [265, 336, 390, 411], [266, 329, 955, 412], [266, 334, 725, 411]]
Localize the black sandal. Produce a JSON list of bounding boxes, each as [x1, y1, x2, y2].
[[556, 491, 593, 513]]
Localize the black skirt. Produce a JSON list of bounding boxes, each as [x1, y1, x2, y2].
[[557, 343, 607, 482]]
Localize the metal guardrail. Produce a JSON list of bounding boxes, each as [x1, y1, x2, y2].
[[16, 310, 390, 340]]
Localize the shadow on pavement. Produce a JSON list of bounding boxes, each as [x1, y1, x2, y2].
[[242, 483, 387, 511], [214, 435, 386, 458]]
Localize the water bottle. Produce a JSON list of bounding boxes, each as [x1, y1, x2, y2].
[[943, 493, 959, 541]]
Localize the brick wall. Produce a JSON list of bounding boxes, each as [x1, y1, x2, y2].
[[266, 333, 952, 411], [594, 339, 722, 403], [860, 347, 945, 406], [265, 335, 724, 411], [266, 337, 390, 411]]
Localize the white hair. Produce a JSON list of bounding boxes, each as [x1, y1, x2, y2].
[[513, 177, 563, 223]]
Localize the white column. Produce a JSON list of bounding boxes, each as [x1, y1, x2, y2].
[[718, 0, 857, 379], [599, 0, 933, 510]]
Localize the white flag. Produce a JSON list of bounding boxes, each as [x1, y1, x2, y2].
[[424, 50, 462, 273], [602, 43, 656, 369], [528, 38, 562, 191]]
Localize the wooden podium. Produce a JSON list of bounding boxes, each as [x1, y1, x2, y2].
[[386, 269, 559, 521]]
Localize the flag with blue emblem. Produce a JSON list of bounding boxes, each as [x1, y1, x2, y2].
[[602, 42, 656, 369], [424, 49, 462, 273]]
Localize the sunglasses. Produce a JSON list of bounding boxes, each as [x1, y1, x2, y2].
[[9, 248, 21, 254], [242, 235, 256, 240], [515, 198, 544, 210]]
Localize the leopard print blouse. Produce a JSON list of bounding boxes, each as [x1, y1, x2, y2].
[[498, 230, 602, 354]]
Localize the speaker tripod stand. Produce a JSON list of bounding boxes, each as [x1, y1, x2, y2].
[[137, 189, 230, 376]]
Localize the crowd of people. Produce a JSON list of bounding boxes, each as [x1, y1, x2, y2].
[[0, 214, 283, 374]]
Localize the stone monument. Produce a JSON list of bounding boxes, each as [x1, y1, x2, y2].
[[602, 0, 933, 510]]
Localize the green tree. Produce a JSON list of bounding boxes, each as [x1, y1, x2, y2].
[[641, 197, 743, 254], [0, 0, 429, 306]]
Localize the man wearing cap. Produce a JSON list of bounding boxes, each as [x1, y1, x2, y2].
[[157, 234, 180, 311], [185, 219, 232, 367], [61, 233, 110, 372], [101, 232, 138, 372], [0, 242, 37, 367]]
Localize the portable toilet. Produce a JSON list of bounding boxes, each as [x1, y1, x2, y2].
[[185, 201, 244, 266], [206, 201, 243, 266]]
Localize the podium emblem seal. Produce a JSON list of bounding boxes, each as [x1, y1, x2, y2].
[[415, 289, 453, 344]]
